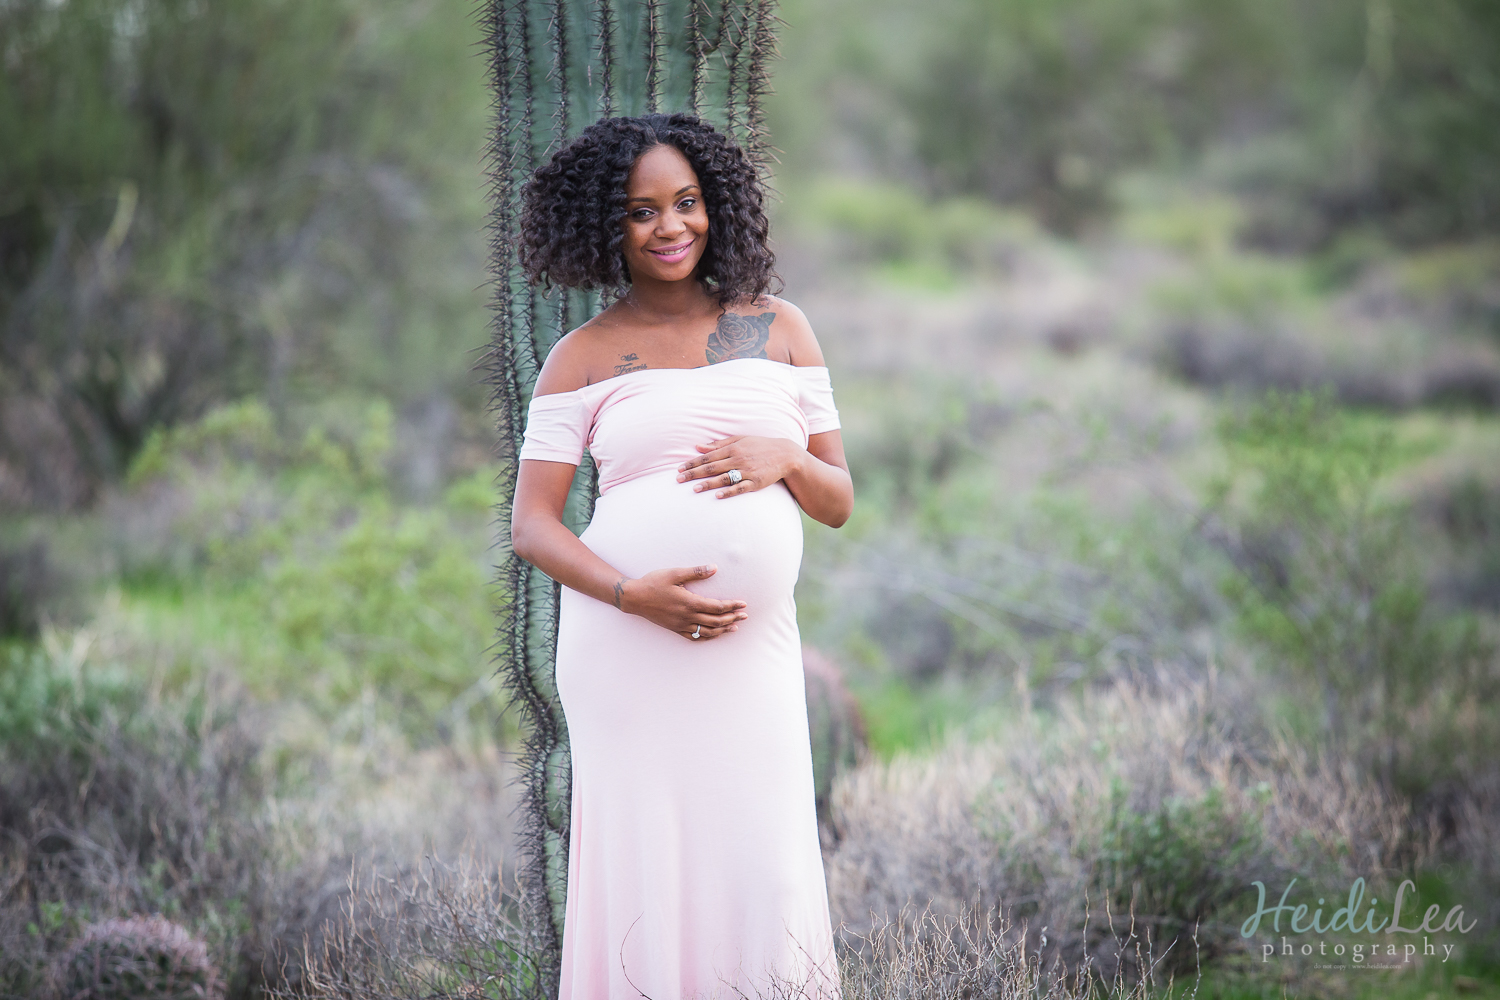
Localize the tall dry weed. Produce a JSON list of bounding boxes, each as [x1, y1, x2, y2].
[[832, 902, 1185, 1000]]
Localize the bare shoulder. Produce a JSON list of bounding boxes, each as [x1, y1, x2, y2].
[[735, 294, 826, 367], [532, 313, 615, 396]]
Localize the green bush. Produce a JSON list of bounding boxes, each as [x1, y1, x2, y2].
[[117, 397, 503, 743], [782, 177, 1040, 286], [1209, 389, 1495, 784], [1095, 780, 1266, 974], [260, 499, 496, 725]]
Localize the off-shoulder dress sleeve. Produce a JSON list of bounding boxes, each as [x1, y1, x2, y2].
[[794, 366, 841, 435], [518, 390, 588, 464]]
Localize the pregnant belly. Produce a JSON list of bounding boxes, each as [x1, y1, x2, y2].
[[579, 469, 805, 609]]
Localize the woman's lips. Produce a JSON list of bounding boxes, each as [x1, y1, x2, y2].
[[646, 239, 694, 263]]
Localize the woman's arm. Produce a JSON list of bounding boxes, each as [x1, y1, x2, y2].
[[675, 297, 854, 527], [511, 457, 749, 640], [786, 430, 854, 527]]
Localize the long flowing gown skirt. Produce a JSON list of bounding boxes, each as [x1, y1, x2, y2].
[[518, 358, 843, 1000]]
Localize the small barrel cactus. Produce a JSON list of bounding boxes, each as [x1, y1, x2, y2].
[[803, 645, 869, 845], [50, 915, 223, 1000]]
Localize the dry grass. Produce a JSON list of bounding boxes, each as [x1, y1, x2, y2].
[[0, 624, 518, 1000], [832, 903, 1187, 1000], [0, 635, 274, 998], [823, 665, 1438, 984], [269, 854, 547, 1000], [275, 857, 1184, 1000], [258, 739, 519, 998]]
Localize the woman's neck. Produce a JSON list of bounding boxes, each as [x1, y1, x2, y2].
[[621, 275, 719, 325]]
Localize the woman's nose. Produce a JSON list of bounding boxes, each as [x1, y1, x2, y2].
[[655, 211, 687, 237]]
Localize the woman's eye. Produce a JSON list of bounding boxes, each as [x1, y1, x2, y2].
[[677, 198, 697, 211], [631, 209, 654, 220]]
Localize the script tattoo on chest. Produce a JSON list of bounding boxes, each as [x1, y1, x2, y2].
[[613, 352, 648, 376], [705, 311, 775, 365]]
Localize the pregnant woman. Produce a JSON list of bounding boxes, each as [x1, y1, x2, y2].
[[509, 113, 853, 999]]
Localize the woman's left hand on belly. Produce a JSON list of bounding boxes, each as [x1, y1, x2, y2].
[[676, 435, 804, 499]]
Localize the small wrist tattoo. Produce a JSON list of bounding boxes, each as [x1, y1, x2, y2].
[[612, 578, 627, 610]]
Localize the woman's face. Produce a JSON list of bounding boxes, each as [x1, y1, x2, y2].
[[620, 144, 709, 286]]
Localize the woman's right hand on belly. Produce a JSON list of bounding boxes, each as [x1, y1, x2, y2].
[[619, 564, 748, 642]]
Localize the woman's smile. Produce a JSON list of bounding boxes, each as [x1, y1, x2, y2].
[[646, 239, 696, 262]]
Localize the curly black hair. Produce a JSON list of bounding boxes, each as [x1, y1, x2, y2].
[[518, 113, 779, 305]]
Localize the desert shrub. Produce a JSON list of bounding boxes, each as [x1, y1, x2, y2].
[[1094, 782, 1266, 975], [48, 914, 224, 1000], [1208, 389, 1496, 783], [822, 667, 1427, 983], [834, 904, 1182, 1000], [813, 373, 1175, 676], [797, 368, 1232, 760], [803, 498, 1206, 709], [1393, 242, 1500, 336], [1143, 241, 1500, 411], [1212, 388, 1417, 734], [256, 497, 495, 725], [836, 373, 1008, 519], [0, 636, 272, 998], [112, 398, 503, 743]]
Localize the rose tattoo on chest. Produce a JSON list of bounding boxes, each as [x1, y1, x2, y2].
[[705, 311, 775, 365]]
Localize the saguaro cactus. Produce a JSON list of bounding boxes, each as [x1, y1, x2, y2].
[[481, 0, 780, 980]]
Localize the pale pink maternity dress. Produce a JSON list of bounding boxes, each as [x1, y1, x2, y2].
[[518, 356, 842, 1000]]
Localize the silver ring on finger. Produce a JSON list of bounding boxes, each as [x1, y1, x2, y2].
[[692, 625, 701, 639], [726, 468, 742, 485]]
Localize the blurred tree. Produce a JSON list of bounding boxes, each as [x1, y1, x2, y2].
[[0, 0, 489, 509], [1349, 0, 1500, 240], [771, 0, 1500, 242], [889, 0, 1287, 231]]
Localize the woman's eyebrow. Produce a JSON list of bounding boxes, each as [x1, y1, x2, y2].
[[626, 184, 701, 204]]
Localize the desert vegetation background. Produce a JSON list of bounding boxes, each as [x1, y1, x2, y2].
[[1, 0, 1498, 997]]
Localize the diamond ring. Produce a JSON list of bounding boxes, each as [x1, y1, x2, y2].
[[692, 625, 701, 639], [727, 469, 742, 485]]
